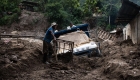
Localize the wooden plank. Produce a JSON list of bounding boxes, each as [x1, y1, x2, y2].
[[0, 34, 35, 38]]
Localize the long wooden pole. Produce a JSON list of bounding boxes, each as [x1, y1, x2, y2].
[[54, 41, 58, 61]]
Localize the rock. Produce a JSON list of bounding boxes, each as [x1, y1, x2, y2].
[[71, 76, 76, 79], [4, 54, 8, 58], [104, 59, 129, 79], [4, 58, 11, 64], [60, 70, 65, 74], [108, 48, 112, 51], [114, 46, 120, 49], [11, 31, 18, 35], [103, 39, 114, 45], [125, 68, 140, 80], [0, 40, 4, 45], [0, 59, 5, 64], [101, 41, 108, 48], [0, 50, 6, 55], [109, 51, 116, 54], [65, 71, 70, 74], [10, 55, 18, 63]]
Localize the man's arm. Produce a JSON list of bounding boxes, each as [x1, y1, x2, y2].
[[72, 25, 76, 27], [50, 30, 56, 40]]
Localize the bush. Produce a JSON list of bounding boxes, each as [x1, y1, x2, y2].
[[0, 13, 20, 25], [0, 0, 21, 25], [106, 24, 111, 31], [106, 24, 116, 31]]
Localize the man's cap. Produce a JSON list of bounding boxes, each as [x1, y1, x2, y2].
[[51, 22, 58, 26]]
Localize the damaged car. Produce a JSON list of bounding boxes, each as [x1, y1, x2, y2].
[[54, 24, 101, 57]]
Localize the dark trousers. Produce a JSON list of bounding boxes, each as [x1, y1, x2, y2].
[[43, 40, 54, 63]]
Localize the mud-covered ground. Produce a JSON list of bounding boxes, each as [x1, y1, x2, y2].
[[1, 10, 140, 80], [0, 37, 140, 80], [0, 38, 106, 80]]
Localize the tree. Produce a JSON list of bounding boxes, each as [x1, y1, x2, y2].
[[0, 0, 21, 25], [96, 0, 121, 30], [83, 0, 99, 16], [44, 2, 69, 28], [43, 0, 84, 28], [59, 0, 83, 23]]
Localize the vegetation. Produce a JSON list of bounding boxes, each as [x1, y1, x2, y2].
[[0, 0, 128, 30], [40, 0, 102, 28], [96, 0, 121, 30], [0, 0, 21, 25]]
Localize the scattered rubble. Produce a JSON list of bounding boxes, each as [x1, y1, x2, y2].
[[0, 36, 140, 80], [1, 10, 140, 80]]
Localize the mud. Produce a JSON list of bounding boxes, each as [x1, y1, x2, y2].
[[0, 38, 140, 80], [1, 10, 140, 80]]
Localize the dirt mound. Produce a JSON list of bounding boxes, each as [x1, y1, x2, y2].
[[103, 59, 140, 80], [116, 39, 134, 46], [100, 39, 140, 80], [1, 35, 140, 80], [17, 10, 48, 31], [0, 10, 49, 34], [0, 38, 101, 80], [0, 38, 42, 79]]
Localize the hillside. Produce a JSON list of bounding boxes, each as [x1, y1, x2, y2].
[[0, 10, 49, 34], [0, 0, 140, 80]]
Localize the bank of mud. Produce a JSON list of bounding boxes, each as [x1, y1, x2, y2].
[[0, 37, 140, 80]]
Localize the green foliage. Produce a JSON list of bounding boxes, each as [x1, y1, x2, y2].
[[20, 0, 102, 28], [44, 2, 67, 28], [80, 0, 86, 6], [97, 16, 107, 27], [83, 0, 98, 17], [59, 0, 84, 26], [96, 0, 121, 30], [106, 24, 116, 31], [106, 24, 111, 31], [43, 0, 84, 28], [0, 0, 122, 30], [36, 0, 120, 30], [0, 13, 19, 25], [0, 0, 21, 25]]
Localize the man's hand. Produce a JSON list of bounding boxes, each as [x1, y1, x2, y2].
[[50, 30, 56, 41], [53, 37, 57, 44], [54, 37, 56, 41]]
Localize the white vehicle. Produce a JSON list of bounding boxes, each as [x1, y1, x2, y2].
[[57, 31, 101, 57]]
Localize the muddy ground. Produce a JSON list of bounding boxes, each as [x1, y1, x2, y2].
[[1, 10, 140, 80], [0, 37, 140, 80]]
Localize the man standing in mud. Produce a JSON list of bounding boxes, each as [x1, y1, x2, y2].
[[43, 22, 58, 64]]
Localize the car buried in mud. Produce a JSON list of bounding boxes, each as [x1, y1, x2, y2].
[[54, 24, 101, 57]]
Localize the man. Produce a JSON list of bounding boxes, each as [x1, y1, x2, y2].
[[69, 22, 76, 28], [67, 22, 76, 30], [43, 22, 58, 64]]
